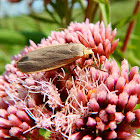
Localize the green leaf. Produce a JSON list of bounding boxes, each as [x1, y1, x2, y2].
[[0, 29, 26, 45], [126, 49, 140, 67], [131, 12, 140, 55], [112, 13, 139, 30], [39, 129, 50, 139], [29, 14, 59, 24], [98, 0, 110, 26], [95, 0, 108, 4], [45, 8, 60, 24], [0, 29, 47, 45], [135, 104, 140, 110], [20, 31, 47, 45], [137, 128, 140, 134], [0, 44, 24, 75]]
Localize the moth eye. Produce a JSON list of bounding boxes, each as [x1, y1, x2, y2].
[[88, 54, 92, 59]]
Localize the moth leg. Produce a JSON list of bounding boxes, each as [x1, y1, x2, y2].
[[81, 64, 108, 73]]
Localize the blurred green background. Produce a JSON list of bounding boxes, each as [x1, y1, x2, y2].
[[0, 0, 139, 75]]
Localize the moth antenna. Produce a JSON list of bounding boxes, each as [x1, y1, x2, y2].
[[75, 31, 90, 48], [56, 28, 65, 31], [56, 28, 106, 73], [56, 28, 98, 61]]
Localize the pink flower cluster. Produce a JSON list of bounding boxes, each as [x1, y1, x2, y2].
[[0, 20, 140, 140]]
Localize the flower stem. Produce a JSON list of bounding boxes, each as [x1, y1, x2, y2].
[[84, 0, 98, 22], [121, 0, 140, 52]]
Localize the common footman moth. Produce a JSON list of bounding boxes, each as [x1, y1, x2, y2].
[[17, 43, 94, 73]]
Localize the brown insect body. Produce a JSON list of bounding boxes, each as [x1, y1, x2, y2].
[[17, 44, 93, 73]]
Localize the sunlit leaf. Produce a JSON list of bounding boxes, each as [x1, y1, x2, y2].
[[95, 0, 108, 4]]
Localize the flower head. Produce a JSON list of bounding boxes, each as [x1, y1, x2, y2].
[[0, 20, 139, 140]]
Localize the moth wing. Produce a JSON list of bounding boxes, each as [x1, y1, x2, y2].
[[17, 44, 85, 73]]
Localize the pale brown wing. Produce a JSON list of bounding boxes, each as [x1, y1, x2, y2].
[[17, 44, 85, 73]]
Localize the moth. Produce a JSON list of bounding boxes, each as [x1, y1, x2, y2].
[[17, 43, 94, 73]]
